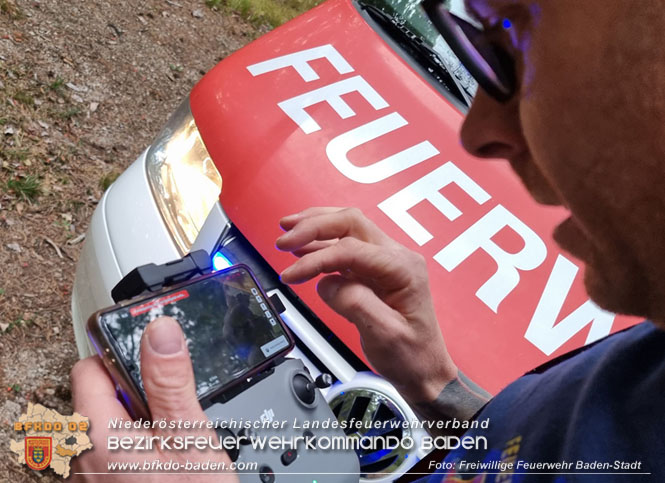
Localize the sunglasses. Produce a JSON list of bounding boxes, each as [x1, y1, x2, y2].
[[421, 0, 516, 102]]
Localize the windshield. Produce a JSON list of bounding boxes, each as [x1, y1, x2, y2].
[[357, 0, 478, 107]]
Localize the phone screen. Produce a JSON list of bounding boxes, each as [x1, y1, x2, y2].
[[100, 266, 291, 400]]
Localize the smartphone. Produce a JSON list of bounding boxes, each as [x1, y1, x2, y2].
[[87, 264, 294, 420]]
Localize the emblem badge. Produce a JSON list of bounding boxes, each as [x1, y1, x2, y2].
[[260, 408, 275, 424], [25, 437, 52, 471]]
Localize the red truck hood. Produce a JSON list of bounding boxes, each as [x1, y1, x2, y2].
[[191, 0, 637, 393]]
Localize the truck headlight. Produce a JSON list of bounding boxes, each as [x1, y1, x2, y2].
[[145, 98, 222, 254]]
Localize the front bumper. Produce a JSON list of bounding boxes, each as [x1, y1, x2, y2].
[[71, 149, 181, 357]]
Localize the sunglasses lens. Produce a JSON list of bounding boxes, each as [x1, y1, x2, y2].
[[452, 15, 515, 98], [423, 0, 515, 101]]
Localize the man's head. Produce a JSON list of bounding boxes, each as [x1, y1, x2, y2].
[[455, 0, 665, 323]]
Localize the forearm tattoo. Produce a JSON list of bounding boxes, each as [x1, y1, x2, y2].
[[413, 371, 492, 435]]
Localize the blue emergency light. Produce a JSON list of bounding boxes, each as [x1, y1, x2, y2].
[[212, 251, 233, 271]]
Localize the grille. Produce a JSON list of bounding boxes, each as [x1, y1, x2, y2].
[[330, 389, 411, 479]]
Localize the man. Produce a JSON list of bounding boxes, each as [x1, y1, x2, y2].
[[72, 0, 665, 480]]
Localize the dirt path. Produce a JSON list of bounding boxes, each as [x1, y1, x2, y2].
[[0, 1, 258, 479]]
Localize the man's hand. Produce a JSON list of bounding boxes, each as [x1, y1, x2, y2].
[[71, 317, 237, 482], [276, 207, 459, 405]]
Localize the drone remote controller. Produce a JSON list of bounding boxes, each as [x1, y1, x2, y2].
[[205, 358, 359, 482]]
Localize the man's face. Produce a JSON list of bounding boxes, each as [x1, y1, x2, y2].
[[459, 0, 665, 322]]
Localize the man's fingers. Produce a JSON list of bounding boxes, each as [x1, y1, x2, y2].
[[277, 207, 390, 251], [71, 357, 129, 419], [140, 317, 208, 423], [279, 207, 345, 230], [280, 237, 413, 292], [317, 275, 403, 337], [292, 239, 338, 258], [71, 357, 129, 458]]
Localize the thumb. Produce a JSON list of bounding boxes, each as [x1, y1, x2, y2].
[[140, 316, 207, 422]]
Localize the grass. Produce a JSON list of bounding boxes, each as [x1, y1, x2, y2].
[[53, 218, 72, 231], [99, 171, 120, 192], [53, 106, 82, 120], [3, 147, 30, 162], [54, 211, 73, 231], [13, 90, 35, 107], [49, 77, 65, 91], [0, 0, 22, 19], [48, 77, 67, 97], [4, 317, 32, 333], [5, 175, 42, 201], [206, 0, 322, 28]]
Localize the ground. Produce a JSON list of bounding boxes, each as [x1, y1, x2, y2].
[[0, 0, 261, 480]]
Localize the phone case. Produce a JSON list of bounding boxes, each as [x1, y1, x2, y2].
[[87, 264, 295, 420]]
